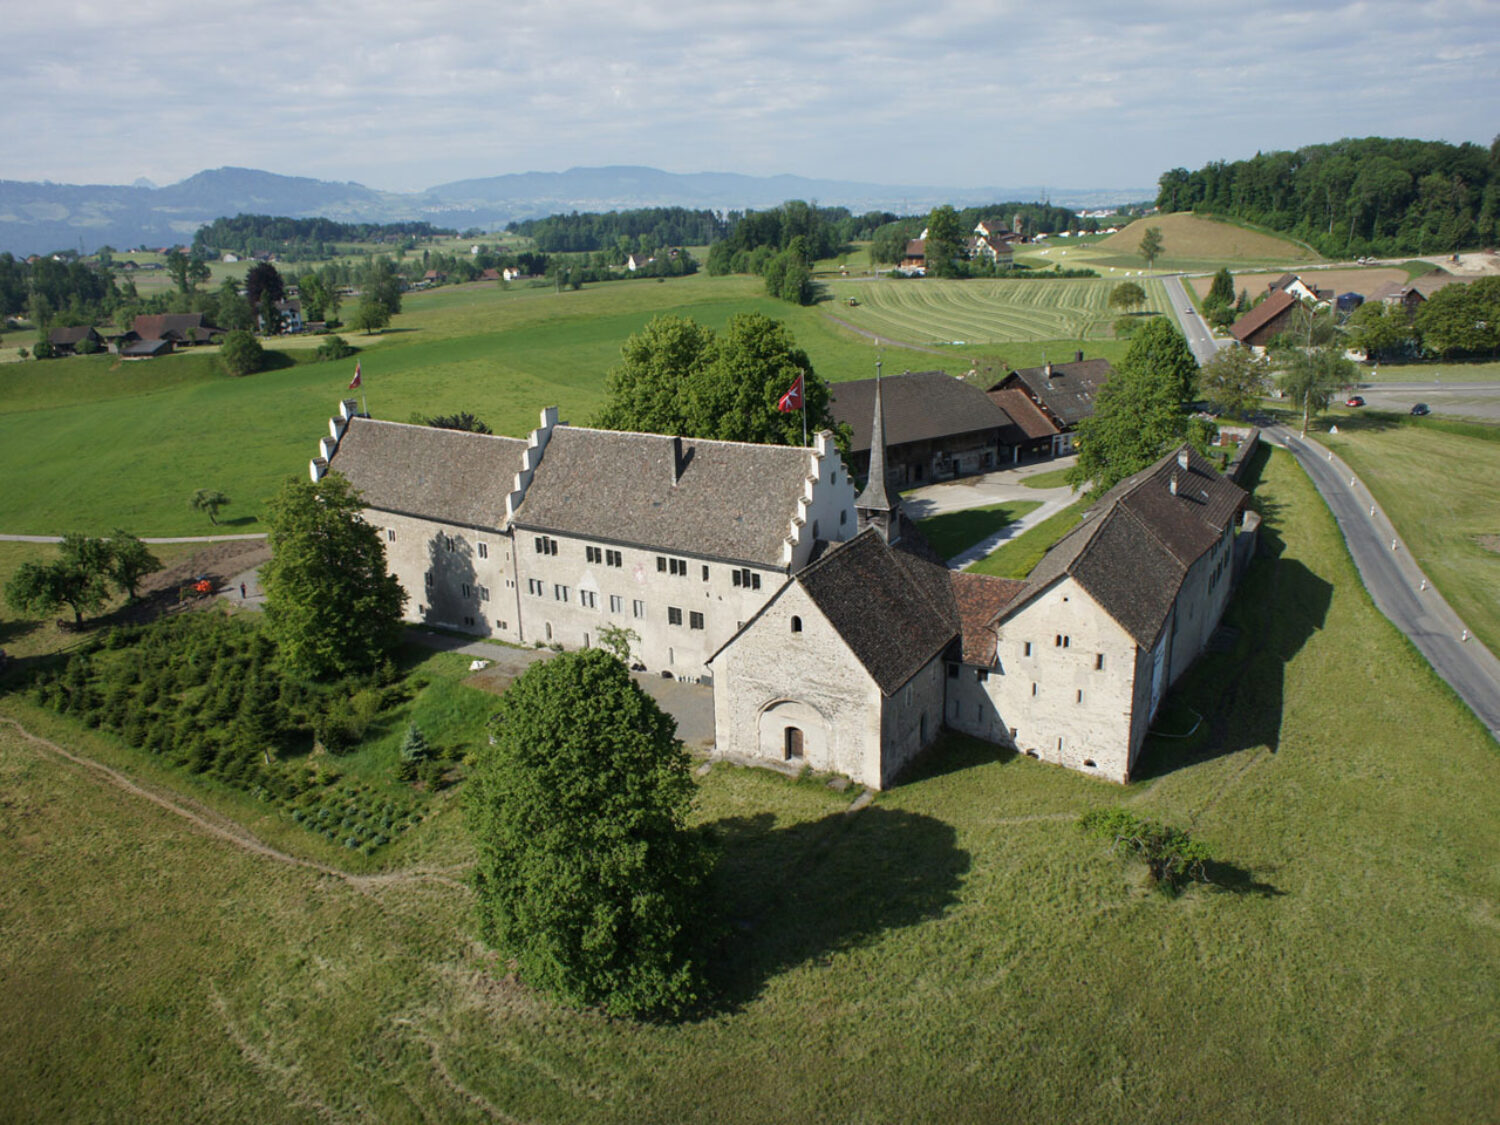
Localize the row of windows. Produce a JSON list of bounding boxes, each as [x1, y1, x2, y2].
[[1018, 639, 1106, 670], [525, 581, 651, 621], [666, 607, 706, 630], [424, 573, 490, 602], [586, 545, 624, 568], [396, 529, 492, 562], [731, 568, 762, 590]]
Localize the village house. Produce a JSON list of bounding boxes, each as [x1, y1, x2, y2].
[[987, 351, 1114, 457], [45, 325, 104, 355], [1229, 288, 1299, 348]]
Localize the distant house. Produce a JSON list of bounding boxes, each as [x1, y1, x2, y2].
[[119, 338, 174, 359], [128, 312, 223, 347], [268, 299, 303, 333], [221, 253, 240, 263], [46, 325, 103, 355], [986, 387, 1061, 461], [479, 268, 502, 282], [969, 236, 1014, 267], [625, 253, 654, 272], [830, 370, 1027, 488], [1366, 273, 1464, 320], [422, 270, 445, 284], [1229, 289, 1299, 348], [988, 352, 1115, 457], [900, 239, 926, 273]]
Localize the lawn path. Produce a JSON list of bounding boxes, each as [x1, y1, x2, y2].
[[1, 716, 469, 891]]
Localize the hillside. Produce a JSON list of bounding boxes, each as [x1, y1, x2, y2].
[[1097, 213, 1320, 265]]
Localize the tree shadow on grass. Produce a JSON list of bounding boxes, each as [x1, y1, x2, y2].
[[218, 515, 259, 528], [701, 806, 969, 1012], [1202, 858, 1284, 898], [1135, 447, 1332, 779]]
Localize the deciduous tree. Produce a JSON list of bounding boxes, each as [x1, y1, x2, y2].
[[107, 530, 159, 600], [190, 488, 231, 525], [261, 474, 406, 678], [1198, 346, 1270, 419], [925, 204, 965, 278], [244, 261, 285, 309], [4, 533, 115, 625], [1138, 226, 1164, 268], [467, 648, 713, 1017], [1107, 281, 1146, 314], [219, 329, 264, 376], [1278, 344, 1356, 436], [349, 293, 391, 335]]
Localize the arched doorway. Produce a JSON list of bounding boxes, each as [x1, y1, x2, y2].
[[757, 699, 827, 769]]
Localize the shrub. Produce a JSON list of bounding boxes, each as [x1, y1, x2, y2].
[[220, 329, 265, 376], [1079, 808, 1212, 895], [314, 335, 355, 362]]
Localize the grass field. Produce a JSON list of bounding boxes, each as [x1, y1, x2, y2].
[[824, 277, 1170, 344], [966, 497, 1092, 578], [914, 500, 1041, 560], [3, 447, 1497, 1122], [1030, 213, 1321, 277], [1312, 414, 1500, 653], [1021, 466, 1075, 489]]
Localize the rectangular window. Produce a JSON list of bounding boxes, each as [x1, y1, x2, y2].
[[527, 578, 544, 596], [1076, 689, 1084, 704], [1095, 653, 1105, 671], [732, 567, 762, 590], [1031, 683, 1038, 696], [609, 594, 623, 614], [461, 583, 471, 597], [606, 549, 622, 568], [689, 611, 704, 630], [670, 558, 687, 577], [534, 535, 557, 555], [425, 571, 433, 587], [632, 599, 645, 619], [1023, 641, 1032, 657], [732, 569, 742, 588], [553, 584, 569, 602], [386, 528, 396, 542], [478, 585, 489, 602], [445, 535, 455, 552], [586, 545, 602, 564], [477, 541, 488, 559], [668, 606, 683, 626], [976, 669, 989, 682], [579, 590, 597, 609], [657, 556, 667, 572], [702, 565, 710, 581]]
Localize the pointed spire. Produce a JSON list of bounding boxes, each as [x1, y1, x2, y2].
[[856, 359, 900, 543]]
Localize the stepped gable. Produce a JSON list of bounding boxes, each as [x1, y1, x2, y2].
[[1004, 445, 1245, 648], [513, 426, 811, 566], [328, 418, 526, 529], [1004, 356, 1113, 427], [952, 572, 1027, 665], [832, 370, 1024, 453], [795, 521, 959, 695]]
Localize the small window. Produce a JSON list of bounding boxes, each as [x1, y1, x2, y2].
[[1031, 683, 1038, 696], [1057, 737, 1064, 751], [425, 571, 433, 587], [478, 585, 489, 602], [1084, 758, 1097, 768], [657, 556, 666, 572], [732, 570, 742, 588], [840, 510, 847, 526], [752, 573, 761, 590], [632, 599, 645, 619], [1055, 635, 1062, 647], [976, 669, 989, 683], [606, 549, 622, 568], [1095, 653, 1104, 671], [668, 606, 683, 626], [812, 520, 819, 538], [545, 623, 552, 641], [1023, 641, 1032, 657], [1009, 727, 1018, 740], [527, 578, 544, 596], [445, 535, 455, 552], [702, 565, 709, 581], [461, 583, 471, 597], [477, 542, 488, 559], [1076, 689, 1084, 704], [535, 536, 557, 556], [670, 558, 687, 577], [586, 545, 602, 564], [1064, 636, 1070, 648], [609, 594, 623, 614], [689, 611, 704, 630], [579, 590, 597, 609], [386, 528, 396, 542], [790, 615, 802, 633], [553, 584, 569, 602], [463, 615, 474, 626]]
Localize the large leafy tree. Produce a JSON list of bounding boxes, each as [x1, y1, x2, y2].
[[1198, 346, 1270, 420], [1345, 301, 1416, 359], [467, 648, 713, 1017], [924, 204, 965, 277], [107, 530, 159, 600], [593, 313, 838, 448], [1107, 281, 1146, 314], [219, 329, 264, 376], [1416, 277, 1500, 358], [1278, 345, 1357, 436], [1138, 226, 1164, 268], [244, 261, 285, 309], [1120, 317, 1200, 405], [261, 474, 406, 678], [4, 533, 115, 625]]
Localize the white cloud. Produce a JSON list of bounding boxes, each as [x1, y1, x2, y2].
[[1, 0, 1495, 191]]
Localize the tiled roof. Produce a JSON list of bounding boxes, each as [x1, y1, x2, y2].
[[514, 426, 812, 566], [952, 572, 1026, 665], [832, 371, 1021, 454], [120, 338, 172, 357], [47, 326, 97, 345], [328, 418, 526, 529], [1003, 445, 1245, 647], [986, 387, 1059, 440], [131, 312, 220, 341], [1001, 357, 1114, 427], [1230, 289, 1297, 344], [903, 239, 926, 258], [796, 521, 959, 695]]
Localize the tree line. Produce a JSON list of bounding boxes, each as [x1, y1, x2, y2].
[[1156, 136, 1500, 256], [192, 215, 456, 261]]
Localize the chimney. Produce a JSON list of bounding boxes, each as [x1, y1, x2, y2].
[[1177, 448, 1190, 470], [671, 435, 683, 486], [1045, 362, 1054, 378], [1170, 474, 1178, 496]]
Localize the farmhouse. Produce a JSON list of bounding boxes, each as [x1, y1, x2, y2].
[[45, 325, 103, 355], [829, 369, 1027, 487], [1229, 288, 1298, 348], [987, 351, 1114, 457]]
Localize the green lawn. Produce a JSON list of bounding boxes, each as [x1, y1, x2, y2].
[[2, 446, 1497, 1121], [1313, 415, 1500, 653], [966, 496, 1092, 578], [915, 500, 1041, 560], [1021, 466, 1076, 489]]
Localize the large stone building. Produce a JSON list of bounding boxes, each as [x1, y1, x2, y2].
[[316, 401, 855, 681]]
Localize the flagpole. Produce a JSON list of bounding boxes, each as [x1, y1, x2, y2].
[[801, 368, 807, 448]]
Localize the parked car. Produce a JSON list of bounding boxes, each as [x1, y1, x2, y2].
[[1345, 395, 1365, 407], [1410, 402, 1431, 416]]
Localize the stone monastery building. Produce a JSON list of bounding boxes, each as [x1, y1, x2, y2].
[[312, 381, 1251, 789]]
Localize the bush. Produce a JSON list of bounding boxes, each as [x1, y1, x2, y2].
[[220, 329, 265, 376], [314, 335, 356, 362], [1079, 808, 1212, 895]]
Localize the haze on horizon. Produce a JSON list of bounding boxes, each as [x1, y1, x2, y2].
[[7, 0, 1497, 196]]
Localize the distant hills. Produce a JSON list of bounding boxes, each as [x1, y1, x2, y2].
[[0, 166, 1151, 256]]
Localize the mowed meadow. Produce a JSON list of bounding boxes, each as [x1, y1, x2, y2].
[[1, 271, 1141, 536], [2, 448, 1498, 1123]]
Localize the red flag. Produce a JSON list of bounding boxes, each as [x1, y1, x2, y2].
[[348, 361, 362, 390], [777, 372, 803, 413]]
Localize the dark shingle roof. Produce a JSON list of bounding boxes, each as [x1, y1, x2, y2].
[[832, 371, 1020, 454], [796, 522, 959, 694], [131, 312, 220, 341], [328, 418, 526, 529], [48, 326, 98, 346], [1230, 289, 1296, 344], [952, 572, 1026, 665], [1003, 445, 1245, 647], [1001, 357, 1114, 427], [514, 427, 811, 566]]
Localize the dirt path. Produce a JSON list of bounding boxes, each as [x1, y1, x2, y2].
[[1, 716, 469, 892]]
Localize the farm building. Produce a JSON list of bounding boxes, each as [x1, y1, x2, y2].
[[987, 351, 1114, 457], [45, 325, 103, 355], [1229, 289, 1299, 348]]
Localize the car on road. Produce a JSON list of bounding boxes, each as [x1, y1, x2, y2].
[[1410, 402, 1431, 416], [1345, 395, 1365, 407]]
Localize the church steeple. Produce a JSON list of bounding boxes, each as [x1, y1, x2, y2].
[[855, 360, 900, 543]]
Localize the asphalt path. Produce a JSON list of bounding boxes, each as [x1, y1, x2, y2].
[[1350, 381, 1500, 421], [1266, 423, 1500, 740], [1162, 274, 1223, 365]]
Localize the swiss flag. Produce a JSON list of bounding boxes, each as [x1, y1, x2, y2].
[[777, 372, 804, 413], [348, 361, 362, 390]]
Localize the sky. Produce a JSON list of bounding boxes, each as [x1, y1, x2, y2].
[[6, 0, 1498, 195]]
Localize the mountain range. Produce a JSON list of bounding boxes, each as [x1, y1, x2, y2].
[[0, 166, 1153, 256]]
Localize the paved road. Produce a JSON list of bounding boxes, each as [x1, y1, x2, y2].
[[1351, 381, 1500, 421], [1266, 423, 1500, 740], [1162, 274, 1223, 365]]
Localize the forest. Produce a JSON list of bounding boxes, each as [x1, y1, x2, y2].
[[1156, 136, 1500, 257], [192, 215, 457, 259]]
